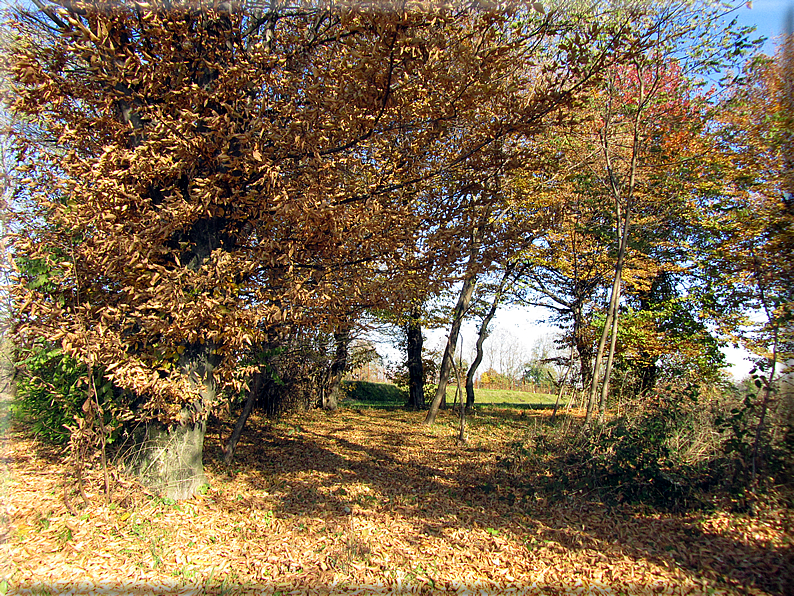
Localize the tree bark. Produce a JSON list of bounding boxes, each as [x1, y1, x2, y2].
[[451, 350, 467, 443], [323, 327, 351, 411], [424, 208, 492, 426], [598, 293, 621, 422], [465, 264, 514, 410], [123, 223, 222, 497], [405, 307, 425, 410], [586, 205, 630, 426], [750, 248, 783, 484], [569, 292, 594, 393]]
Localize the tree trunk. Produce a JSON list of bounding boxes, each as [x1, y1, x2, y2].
[[125, 420, 207, 501], [750, 249, 783, 484], [586, 215, 628, 425], [425, 274, 478, 425], [571, 298, 593, 394], [598, 297, 621, 423], [223, 371, 264, 465], [124, 341, 218, 500], [465, 317, 487, 411], [127, 220, 224, 496], [465, 265, 514, 410], [324, 327, 351, 411], [405, 307, 425, 410], [588, 69, 643, 426], [425, 217, 486, 425], [451, 351, 467, 443]]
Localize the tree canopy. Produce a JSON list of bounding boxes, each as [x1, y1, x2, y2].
[[4, 0, 790, 499]]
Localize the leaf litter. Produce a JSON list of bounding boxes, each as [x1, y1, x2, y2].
[[1, 408, 791, 595]]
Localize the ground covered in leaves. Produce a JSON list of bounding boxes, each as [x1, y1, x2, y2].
[[1, 407, 792, 595]]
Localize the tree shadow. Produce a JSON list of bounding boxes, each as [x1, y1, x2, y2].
[[202, 409, 790, 594]]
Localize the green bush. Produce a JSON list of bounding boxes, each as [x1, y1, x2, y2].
[[518, 384, 727, 511], [342, 381, 406, 407], [14, 343, 122, 445]]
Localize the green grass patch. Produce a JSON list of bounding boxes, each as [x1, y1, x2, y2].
[[342, 381, 560, 409], [457, 387, 560, 408], [342, 381, 406, 408]]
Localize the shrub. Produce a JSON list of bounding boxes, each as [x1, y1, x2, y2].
[[14, 343, 124, 445], [14, 344, 88, 444], [510, 383, 729, 511]]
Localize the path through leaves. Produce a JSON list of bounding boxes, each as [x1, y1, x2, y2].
[[1, 408, 791, 594]]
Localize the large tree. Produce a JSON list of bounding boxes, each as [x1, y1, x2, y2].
[[6, 0, 608, 497]]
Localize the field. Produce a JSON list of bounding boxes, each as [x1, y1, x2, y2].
[[1, 403, 792, 595], [342, 381, 562, 410]]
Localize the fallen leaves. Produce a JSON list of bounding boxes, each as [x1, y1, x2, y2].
[[1, 408, 792, 595]]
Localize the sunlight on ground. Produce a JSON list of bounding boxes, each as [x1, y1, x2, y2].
[[1, 408, 790, 595]]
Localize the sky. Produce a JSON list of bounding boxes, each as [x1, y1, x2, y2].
[[736, 0, 793, 51], [395, 1, 793, 382]]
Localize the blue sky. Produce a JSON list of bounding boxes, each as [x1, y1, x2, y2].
[[736, 0, 792, 53]]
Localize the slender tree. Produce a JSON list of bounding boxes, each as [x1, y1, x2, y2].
[[465, 263, 518, 411]]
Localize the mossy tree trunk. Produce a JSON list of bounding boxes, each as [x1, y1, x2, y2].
[[124, 342, 218, 500], [127, 420, 208, 501]]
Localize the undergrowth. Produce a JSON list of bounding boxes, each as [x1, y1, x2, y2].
[[500, 383, 792, 512]]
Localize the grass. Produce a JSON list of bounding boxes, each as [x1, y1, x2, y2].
[[341, 380, 560, 409], [463, 387, 563, 408], [341, 381, 405, 407]]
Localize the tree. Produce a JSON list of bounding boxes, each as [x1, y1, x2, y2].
[[465, 263, 518, 410], [582, 4, 758, 423], [424, 204, 486, 424], [584, 57, 701, 424], [404, 303, 426, 410], [514, 186, 613, 393], [9, 0, 605, 497], [697, 33, 794, 482], [514, 2, 757, 425]]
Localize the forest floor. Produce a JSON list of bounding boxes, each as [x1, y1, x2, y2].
[[1, 404, 792, 595]]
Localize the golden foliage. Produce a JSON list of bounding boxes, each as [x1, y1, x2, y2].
[[6, 1, 634, 421]]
